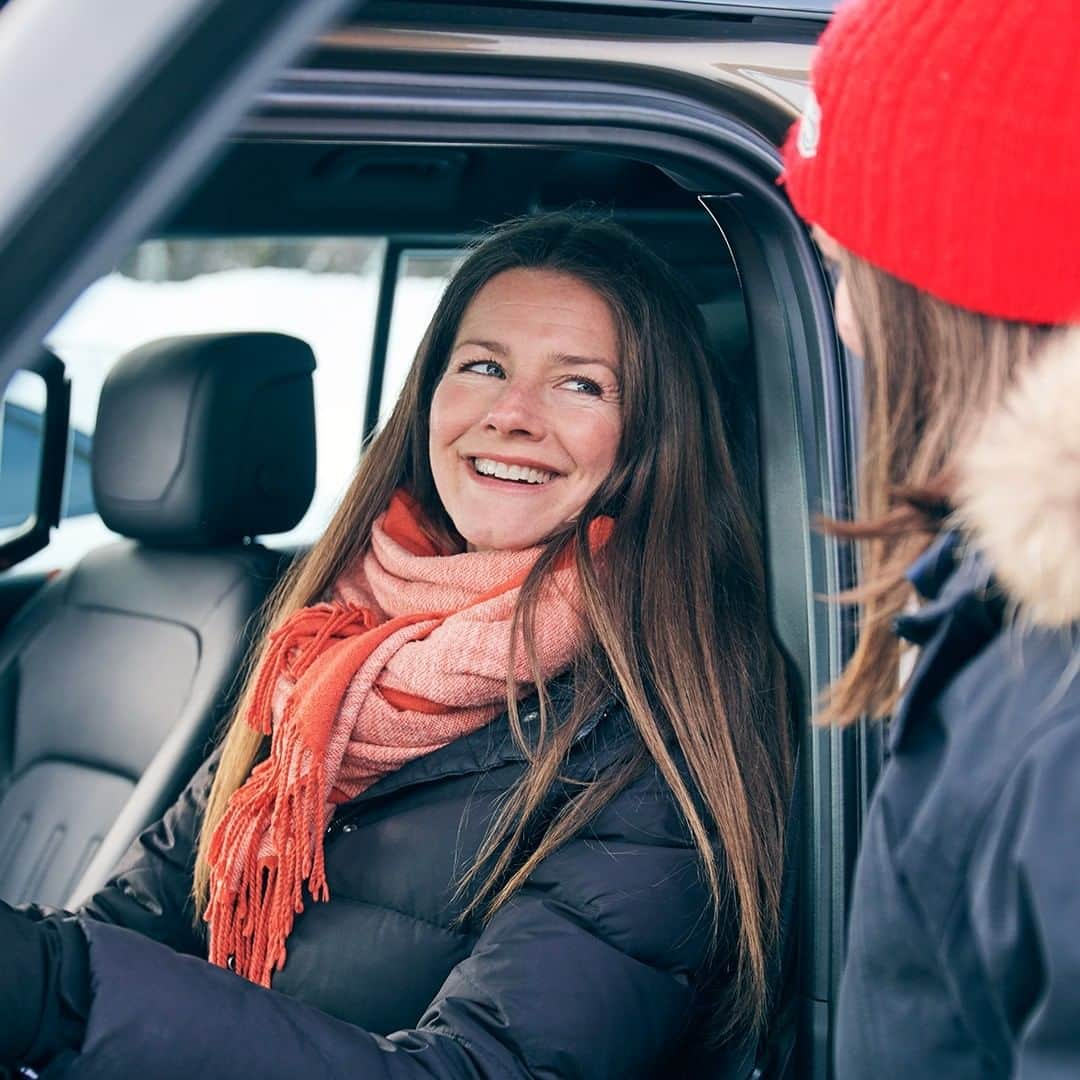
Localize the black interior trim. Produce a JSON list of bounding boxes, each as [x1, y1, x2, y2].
[[341, 1, 829, 38], [364, 243, 405, 440]]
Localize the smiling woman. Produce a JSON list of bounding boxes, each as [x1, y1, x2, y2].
[[1, 212, 790, 1079], [430, 268, 622, 552]]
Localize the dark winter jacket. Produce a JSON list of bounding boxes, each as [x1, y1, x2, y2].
[[835, 331, 1080, 1078], [47, 679, 727, 1079]]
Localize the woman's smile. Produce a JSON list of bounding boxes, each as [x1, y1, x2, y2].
[[466, 455, 560, 487], [429, 267, 622, 551]]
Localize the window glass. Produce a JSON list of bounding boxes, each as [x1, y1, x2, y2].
[[379, 250, 465, 427], [18, 237, 383, 572], [0, 371, 48, 540]]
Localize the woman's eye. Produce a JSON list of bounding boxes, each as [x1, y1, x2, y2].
[[562, 375, 603, 396], [458, 359, 504, 378]]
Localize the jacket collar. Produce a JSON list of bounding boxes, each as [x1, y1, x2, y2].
[[952, 326, 1080, 629], [330, 678, 631, 815], [894, 531, 1000, 646], [890, 535, 1004, 750], [905, 529, 963, 601]]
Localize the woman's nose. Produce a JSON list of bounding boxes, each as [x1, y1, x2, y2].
[[483, 382, 545, 438]]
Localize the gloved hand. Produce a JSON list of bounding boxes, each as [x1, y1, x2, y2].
[[0, 900, 48, 1063], [0, 901, 89, 1069]]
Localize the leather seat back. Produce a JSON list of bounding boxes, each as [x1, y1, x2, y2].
[[0, 332, 316, 908]]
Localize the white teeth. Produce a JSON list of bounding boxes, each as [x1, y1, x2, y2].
[[472, 458, 555, 485]]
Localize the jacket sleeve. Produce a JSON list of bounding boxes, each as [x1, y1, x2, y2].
[[62, 768, 720, 1080], [968, 714, 1080, 1080]]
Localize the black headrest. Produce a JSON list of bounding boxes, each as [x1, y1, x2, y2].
[[92, 332, 316, 546]]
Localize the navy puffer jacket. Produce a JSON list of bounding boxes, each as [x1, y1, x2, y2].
[[836, 331, 1080, 1078], [48, 681, 727, 1079]]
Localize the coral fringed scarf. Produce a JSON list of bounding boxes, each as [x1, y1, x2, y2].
[[206, 490, 610, 985]]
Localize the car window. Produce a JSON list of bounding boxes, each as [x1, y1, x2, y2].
[[378, 249, 466, 428], [0, 371, 49, 537], [0, 403, 46, 532], [11, 237, 390, 572]]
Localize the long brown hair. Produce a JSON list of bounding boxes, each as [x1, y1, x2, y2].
[[821, 248, 1055, 723], [194, 212, 790, 1038]]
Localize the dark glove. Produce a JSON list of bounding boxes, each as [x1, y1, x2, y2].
[[0, 901, 90, 1069], [0, 900, 49, 1063]]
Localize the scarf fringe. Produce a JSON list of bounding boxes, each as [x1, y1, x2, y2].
[[207, 704, 331, 985], [206, 607, 364, 984]]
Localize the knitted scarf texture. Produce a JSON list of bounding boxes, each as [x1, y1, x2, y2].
[[206, 489, 607, 984]]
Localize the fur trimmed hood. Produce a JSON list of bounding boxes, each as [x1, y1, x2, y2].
[[956, 327, 1080, 628]]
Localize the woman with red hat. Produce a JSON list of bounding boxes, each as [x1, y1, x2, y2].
[[783, 0, 1080, 1075]]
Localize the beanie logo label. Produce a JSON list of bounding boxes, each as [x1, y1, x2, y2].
[[797, 89, 821, 158]]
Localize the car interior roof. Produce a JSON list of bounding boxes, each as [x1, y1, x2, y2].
[[164, 141, 743, 304], [160, 136, 758, 517]]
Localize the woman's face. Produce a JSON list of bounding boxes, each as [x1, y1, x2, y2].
[[814, 226, 864, 357], [429, 267, 622, 552]]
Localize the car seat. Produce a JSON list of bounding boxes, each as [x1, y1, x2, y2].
[[0, 331, 316, 909]]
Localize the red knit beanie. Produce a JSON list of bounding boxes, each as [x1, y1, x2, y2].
[[782, 0, 1080, 325]]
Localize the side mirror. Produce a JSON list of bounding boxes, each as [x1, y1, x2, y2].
[[0, 349, 71, 569]]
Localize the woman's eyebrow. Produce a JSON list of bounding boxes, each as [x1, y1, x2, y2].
[[453, 338, 508, 355], [552, 353, 619, 374], [453, 340, 617, 374]]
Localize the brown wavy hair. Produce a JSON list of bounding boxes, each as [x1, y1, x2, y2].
[[819, 244, 1055, 723], [193, 212, 790, 1039]]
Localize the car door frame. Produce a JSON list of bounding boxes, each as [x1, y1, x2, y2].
[[0, 0, 359, 389], [241, 54, 867, 1076]]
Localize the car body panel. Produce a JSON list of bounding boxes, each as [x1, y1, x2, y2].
[[321, 22, 815, 143]]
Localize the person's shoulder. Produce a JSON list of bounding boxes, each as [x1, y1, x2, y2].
[[923, 614, 1079, 853], [900, 530, 1079, 760], [594, 756, 699, 846], [969, 694, 1080, 894], [994, 612, 1080, 708], [998, 682, 1080, 782], [928, 602, 1078, 802]]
